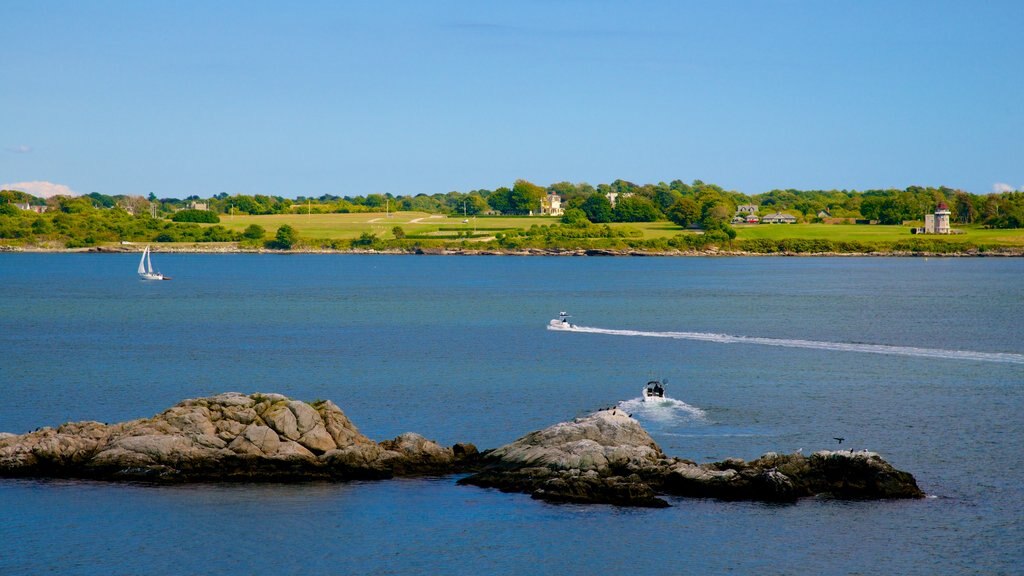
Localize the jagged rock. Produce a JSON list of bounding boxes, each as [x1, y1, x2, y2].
[[459, 409, 670, 507], [0, 395, 923, 506], [0, 392, 470, 482], [460, 409, 923, 507], [378, 433, 457, 475]]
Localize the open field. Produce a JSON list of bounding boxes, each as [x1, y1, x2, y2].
[[210, 213, 1024, 247], [733, 223, 1024, 246], [215, 212, 561, 239]]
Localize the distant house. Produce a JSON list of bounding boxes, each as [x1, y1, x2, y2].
[[606, 192, 632, 208], [745, 214, 760, 224], [817, 209, 831, 219], [761, 212, 797, 224], [14, 202, 46, 213], [187, 201, 208, 211], [539, 193, 563, 216], [731, 215, 746, 224], [737, 204, 758, 215]]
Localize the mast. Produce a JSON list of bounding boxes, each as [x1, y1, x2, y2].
[[146, 247, 154, 274]]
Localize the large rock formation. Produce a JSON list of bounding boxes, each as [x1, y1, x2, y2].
[[458, 408, 671, 507], [0, 397, 923, 508], [459, 409, 924, 507], [0, 393, 477, 481]]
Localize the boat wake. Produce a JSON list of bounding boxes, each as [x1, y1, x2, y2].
[[618, 396, 708, 425], [559, 325, 1024, 365]]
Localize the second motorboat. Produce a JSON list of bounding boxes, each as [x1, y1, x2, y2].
[[548, 311, 576, 330]]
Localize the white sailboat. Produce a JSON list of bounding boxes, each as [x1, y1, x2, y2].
[[137, 245, 170, 280]]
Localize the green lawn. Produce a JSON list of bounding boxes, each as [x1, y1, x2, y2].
[[734, 223, 1024, 245], [215, 212, 560, 240], [208, 212, 1024, 247]]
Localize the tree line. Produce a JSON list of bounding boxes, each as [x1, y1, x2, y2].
[[2, 178, 1022, 250]]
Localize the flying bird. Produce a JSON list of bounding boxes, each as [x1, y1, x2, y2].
[[834, 437, 845, 445]]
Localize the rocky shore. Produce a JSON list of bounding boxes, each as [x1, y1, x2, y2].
[[0, 394, 923, 507], [1, 243, 1021, 257]]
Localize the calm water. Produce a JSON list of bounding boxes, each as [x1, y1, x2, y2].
[[1, 254, 1021, 575]]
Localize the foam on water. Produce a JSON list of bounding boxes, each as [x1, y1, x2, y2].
[[617, 396, 708, 425], [553, 325, 1024, 365]]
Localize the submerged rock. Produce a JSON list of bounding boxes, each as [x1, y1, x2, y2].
[[0, 392, 476, 481], [460, 409, 924, 507]]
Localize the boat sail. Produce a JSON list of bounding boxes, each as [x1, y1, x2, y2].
[[138, 245, 170, 280]]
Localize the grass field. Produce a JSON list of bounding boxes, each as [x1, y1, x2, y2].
[[209, 212, 1024, 247], [216, 212, 560, 240], [733, 222, 1024, 245]]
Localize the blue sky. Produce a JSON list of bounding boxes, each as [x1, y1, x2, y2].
[[2, 1, 1021, 198]]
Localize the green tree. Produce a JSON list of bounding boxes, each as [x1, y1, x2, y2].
[[487, 187, 513, 214], [464, 194, 488, 215], [85, 192, 116, 208], [269, 224, 298, 249], [509, 179, 546, 215], [613, 195, 661, 222], [580, 194, 613, 223], [953, 190, 976, 224], [699, 201, 733, 228], [561, 208, 590, 226], [392, 226, 406, 239], [171, 209, 220, 223], [653, 188, 683, 212], [352, 232, 378, 247], [667, 197, 700, 227]]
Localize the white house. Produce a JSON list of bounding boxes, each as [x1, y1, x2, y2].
[[14, 202, 46, 213], [761, 212, 797, 224], [606, 191, 633, 208], [737, 204, 758, 215], [540, 193, 563, 216]]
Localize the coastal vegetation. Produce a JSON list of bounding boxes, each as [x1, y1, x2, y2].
[[1, 181, 1023, 254]]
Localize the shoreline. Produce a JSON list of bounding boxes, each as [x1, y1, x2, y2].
[[2, 244, 1022, 257]]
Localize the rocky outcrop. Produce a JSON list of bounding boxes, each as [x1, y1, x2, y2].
[[0, 397, 923, 508], [659, 450, 924, 502], [458, 409, 670, 507], [0, 393, 476, 481], [459, 409, 923, 507]]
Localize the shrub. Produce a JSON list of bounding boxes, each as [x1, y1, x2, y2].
[[171, 209, 220, 223], [243, 224, 265, 240]]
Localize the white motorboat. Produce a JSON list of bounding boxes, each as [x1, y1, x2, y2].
[[138, 245, 170, 280], [642, 379, 666, 401], [548, 311, 576, 330]]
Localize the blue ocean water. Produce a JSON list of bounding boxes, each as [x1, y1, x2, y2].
[[1, 254, 1021, 575]]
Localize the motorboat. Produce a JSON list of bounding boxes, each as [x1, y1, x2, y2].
[[548, 311, 576, 330], [642, 379, 666, 401], [138, 245, 171, 280]]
